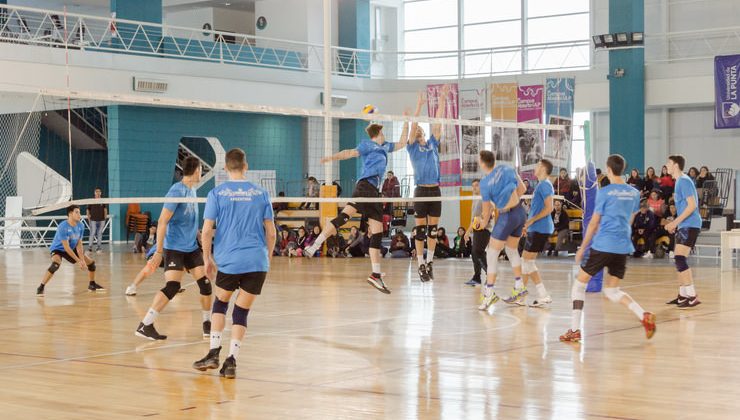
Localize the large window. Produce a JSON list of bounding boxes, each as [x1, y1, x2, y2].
[[402, 0, 590, 78]]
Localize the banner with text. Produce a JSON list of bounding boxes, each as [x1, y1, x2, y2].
[[427, 83, 461, 187], [459, 87, 486, 184], [490, 83, 518, 166], [517, 84, 544, 173], [715, 55, 740, 129], [544, 78, 575, 171]]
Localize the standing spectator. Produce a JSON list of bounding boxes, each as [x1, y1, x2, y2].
[[389, 229, 411, 258], [381, 171, 401, 198], [695, 166, 715, 188], [627, 169, 645, 196], [433, 227, 453, 259], [555, 168, 571, 195], [299, 177, 320, 210], [344, 226, 366, 258], [687, 167, 699, 183], [658, 165, 675, 198], [549, 199, 570, 256], [326, 233, 347, 258], [86, 187, 107, 254], [632, 202, 658, 258], [290, 226, 308, 257], [642, 167, 657, 196], [453, 227, 471, 258], [646, 189, 666, 217]]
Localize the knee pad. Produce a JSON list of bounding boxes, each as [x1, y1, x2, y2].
[[86, 262, 96, 272], [486, 245, 499, 276], [369, 233, 382, 249], [48, 261, 60, 274], [415, 228, 427, 242], [674, 255, 689, 272], [212, 298, 228, 315], [571, 280, 586, 306], [160, 281, 181, 300], [522, 259, 537, 275], [330, 212, 350, 229], [196, 276, 212, 296], [505, 246, 521, 268], [603, 287, 626, 303], [426, 224, 438, 238], [232, 304, 250, 327]]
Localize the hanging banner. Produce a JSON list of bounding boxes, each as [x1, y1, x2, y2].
[[426, 83, 461, 187], [715, 54, 740, 129], [459, 87, 486, 184], [544, 78, 575, 171], [517, 85, 544, 172], [490, 83, 518, 166]]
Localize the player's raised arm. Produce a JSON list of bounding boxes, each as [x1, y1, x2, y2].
[[321, 149, 359, 164], [431, 84, 449, 140], [408, 92, 425, 146], [393, 108, 412, 150]]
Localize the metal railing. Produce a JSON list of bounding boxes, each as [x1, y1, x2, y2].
[[644, 27, 740, 63], [0, 215, 112, 249]]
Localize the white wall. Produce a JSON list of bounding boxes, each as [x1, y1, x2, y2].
[[9, 0, 109, 16], [254, 0, 308, 42], [213, 7, 254, 36], [163, 8, 213, 41]]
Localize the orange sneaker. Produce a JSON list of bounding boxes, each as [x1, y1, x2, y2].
[[559, 329, 581, 342], [642, 312, 657, 339]]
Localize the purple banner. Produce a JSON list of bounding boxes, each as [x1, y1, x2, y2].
[[715, 55, 740, 129], [517, 85, 543, 123]]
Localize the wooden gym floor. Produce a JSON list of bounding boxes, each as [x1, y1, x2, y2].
[[0, 247, 738, 419]]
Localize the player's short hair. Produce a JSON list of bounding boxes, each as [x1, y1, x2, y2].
[[668, 154, 686, 171], [539, 159, 553, 175], [225, 148, 247, 171], [606, 154, 626, 176], [67, 205, 79, 215], [365, 123, 384, 139], [479, 150, 495, 168], [182, 156, 201, 176], [94, 187, 102, 192]]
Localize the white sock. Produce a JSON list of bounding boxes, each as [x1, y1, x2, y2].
[[426, 253, 434, 264], [142, 308, 158, 326], [514, 277, 523, 289], [202, 310, 211, 322], [628, 301, 645, 320], [679, 285, 687, 297], [372, 263, 381, 274], [685, 284, 696, 297], [418, 255, 425, 267], [571, 309, 582, 331], [229, 339, 242, 359], [210, 331, 222, 349], [312, 232, 329, 249], [536, 283, 548, 298]]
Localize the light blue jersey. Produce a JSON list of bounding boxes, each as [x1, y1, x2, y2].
[[674, 174, 702, 229], [592, 183, 640, 254], [481, 164, 518, 209], [528, 179, 555, 234], [50, 220, 84, 253], [357, 140, 395, 188], [407, 135, 440, 185], [163, 182, 199, 253], [203, 180, 274, 274]]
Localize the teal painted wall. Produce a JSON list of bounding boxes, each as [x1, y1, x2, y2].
[[110, 0, 161, 23], [609, 0, 645, 172], [339, 119, 366, 187], [338, 0, 370, 75], [107, 106, 305, 239]]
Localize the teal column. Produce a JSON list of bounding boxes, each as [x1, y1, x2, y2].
[[110, 0, 162, 53], [609, 0, 645, 171], [110, 0, 161, 23], [339, 120, 364, 184], [338, 0, 370, 76]]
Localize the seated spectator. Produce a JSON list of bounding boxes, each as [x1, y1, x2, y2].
[[695, 166, 715, 188], [344, 226, 366, 257], [548, 200, 570, 256], [627, 169, 645, 196], [523, 179, 534, 195], [303, 225, 322, 257], [135, 223, 157, 254], [565, 178, 581, 208], [434, 227, 454, 259], [273, 191, 287, 214], [646, 189, 666, 217], [555, 168, 571, 195], [326, 233, 347, 258], [632, 202, 657, 258], [389, 229, 411, 258], [658, 165, 675, 198], [299, 177, 320, 210], [687, 167, 699, 183], [642, 167, 657, 196], [453, 227, 471, 258], [289, 226, 308, 257], [656, 203, 678, 257], [276, 229, 295, 256]]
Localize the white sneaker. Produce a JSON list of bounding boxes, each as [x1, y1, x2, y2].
[[478, 286, 499, 310], [125, 284, 137, 296], [644, 251, 653, 259], [530, 295, 553, 308], [304, 245, 317, 259]]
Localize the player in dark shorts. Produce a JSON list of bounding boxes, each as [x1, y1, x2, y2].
[[304, 120, 410, 294], [135, 157, 213, 341], [407, 86, 447, 282], [508, 159, 554, 307], [560, 154, 656, 343], [36, 205, 105, 296], [664, 154, 702, 308]]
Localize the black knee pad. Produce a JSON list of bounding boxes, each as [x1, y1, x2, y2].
[[330, 212, 350, 229], [369, 232, 383, 249], [414, 228, 426, 242], [196, 276, 212, 296], [427, 224, 438, 238], [87, 262, 96, 272], [675, 255, 689, 272], [232, 304, 250, 327], [160, 281, 181, 300], [212, 298, 228, 315], [48, 262, 60, 274]]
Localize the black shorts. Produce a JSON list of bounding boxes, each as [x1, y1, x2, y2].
[[51, 249, 82, 264], [581, 249, 627, 279], [216, 271, 267, 295], [413, 186, 442, 219], [147, 253, 165, 268], [349, 179, 383, 222], [675, 227, 700, 248], [524, 232, 550, 253], [164, 248, 204, 272]]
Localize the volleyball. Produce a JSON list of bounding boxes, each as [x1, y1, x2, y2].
[[361, 104, 377, 114]]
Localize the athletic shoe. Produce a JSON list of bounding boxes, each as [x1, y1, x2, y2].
[[90, 282, 106, 292], [678, 295, 701, 309], [220, 355, 237, 379], [642, 312, 657, 339], [125, 284, 137, 296], [478, 286, 499, 310], [202, 320, 211, 338], [367, 273, 391, 294], [418, 264, 430, 283], [36, 284, 45, 297], [465, 277, 481, 286], [135, 322, 167, 340], [88, 283, 97, 292], [193, 346, 221, 371], [426, 262, 434, 280], [503, 287, 529, 305], [666, 294, 687, 305], [530, 295, 553, 308], [304, 245, 317, 259], [559, 329, 582, 342], [642, 251, 654, 259]]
